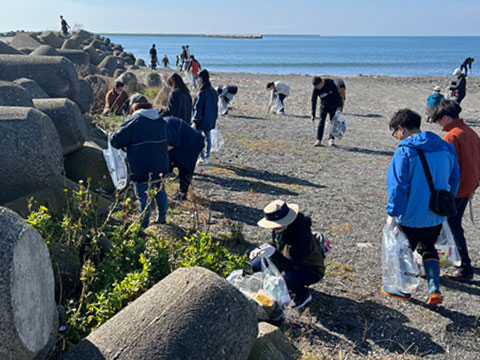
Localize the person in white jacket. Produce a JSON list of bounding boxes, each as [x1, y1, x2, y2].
[[267, 81, 291, 114]]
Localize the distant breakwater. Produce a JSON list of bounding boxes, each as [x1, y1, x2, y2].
[[102, 33, 262, 39]]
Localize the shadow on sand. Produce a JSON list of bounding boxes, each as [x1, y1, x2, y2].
[[338, 145, 394, 157], [210, 200, 264, 227]]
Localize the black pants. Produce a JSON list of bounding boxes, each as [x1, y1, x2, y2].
[[400, 224, 442, 262], [448, 197, 472, 272], [317, 106, 336, 141], [171, 159, 193, 194]]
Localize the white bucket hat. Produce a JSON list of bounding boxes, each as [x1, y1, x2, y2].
[[257, 200, 299, 228], [453, 68, 462, 76]]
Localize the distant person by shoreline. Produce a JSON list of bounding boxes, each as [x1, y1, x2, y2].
[[188, 55, 201, 89], [161, 54, 169, 68], [149, 44, 158, 70], [60, 15, 70, 37]]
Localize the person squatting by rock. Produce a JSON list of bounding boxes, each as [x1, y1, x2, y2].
[[103, 81, 129, 116], [110, 94, 172, 228], [159, 73, 192, 123], [217, 85, 238, 115], [266, 81, 290, 115], [311, 76, 342, 147], [431, 100, 480, 280], [384, 109, 460, 306], [164, 116, 205, 202], [425, 86, 443, 122], [192, 69, 218, 166], [250, 200, 326, 310]]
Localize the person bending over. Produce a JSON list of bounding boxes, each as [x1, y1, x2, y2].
[[267, 81, 290, 115], [217, 85, 238, 115]]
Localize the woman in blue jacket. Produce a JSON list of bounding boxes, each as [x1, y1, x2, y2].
[[191, 69, 218, 166], [384, 109, 460, 306]]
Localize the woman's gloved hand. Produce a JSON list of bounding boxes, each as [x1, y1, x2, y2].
[[249, 244, 275, 261]]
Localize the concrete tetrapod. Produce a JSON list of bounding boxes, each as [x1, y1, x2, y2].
[[63, 267, 259, 360], [0, 81, 34, 107], [0, 207, 57, 360]]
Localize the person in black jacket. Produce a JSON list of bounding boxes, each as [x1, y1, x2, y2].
[[311, 76, 342, 147], [460, 57, 474, 76], [250, 200, 326, 309], [149, 44, 158, 70], [192, 69, 218, 166], [159, 73, 192, 123], [452, 68, 466, 104], [164, 116, 205, 202], [111, 94, 175, 228]]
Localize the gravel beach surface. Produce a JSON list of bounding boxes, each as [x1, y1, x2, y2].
[[174, 70, 480, 359]]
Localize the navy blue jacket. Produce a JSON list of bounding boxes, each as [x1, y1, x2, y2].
[[192, 86, 218, 131], [110, 109, 170, 183], [165, 117, 205, 173]]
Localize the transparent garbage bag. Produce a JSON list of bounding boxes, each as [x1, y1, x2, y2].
[[326, 111, 348, 139], [210, 127, 224, 152], [436, 221, 461, 267], [382, 217, 421, 295], [227, 257, 291, 308], [218, 97, 228, 115], [270, 96, 283, 114], [102, 134, 128, 190], [183, 71, 193, 84]]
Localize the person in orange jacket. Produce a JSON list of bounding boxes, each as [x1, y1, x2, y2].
[[431, 100, 480, 280]]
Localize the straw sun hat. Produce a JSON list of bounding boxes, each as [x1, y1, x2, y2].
[[257, 200, 299, 229]]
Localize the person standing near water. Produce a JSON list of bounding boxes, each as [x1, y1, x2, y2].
[[311, 76, 342, 147], [460, 57, 474, 76], [161, 55, 169, 68], [149, 44, 158, 70]]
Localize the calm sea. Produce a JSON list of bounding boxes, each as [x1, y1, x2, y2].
[[104, 35, 480, 77]]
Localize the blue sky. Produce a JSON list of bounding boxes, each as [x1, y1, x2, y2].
[[2, 0, 480, 35]]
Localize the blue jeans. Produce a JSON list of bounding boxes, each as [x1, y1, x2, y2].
[[192, 74, 198, 89], [251, 257, 319, 297], [200, 130, 211, 160], [133, 181, 168, 228], [448, 197, 472, 273]]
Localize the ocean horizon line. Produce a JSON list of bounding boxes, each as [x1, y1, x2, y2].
[[101, 33, 480, 38]]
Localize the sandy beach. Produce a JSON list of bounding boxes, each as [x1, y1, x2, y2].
[[162, 69, 480, 359]]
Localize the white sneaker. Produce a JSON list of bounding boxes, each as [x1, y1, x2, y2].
[[328, 139, 335, 146], [199, 158, 210, 166]]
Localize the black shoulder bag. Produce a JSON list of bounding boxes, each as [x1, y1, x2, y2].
[[416, 149, 457, 217]]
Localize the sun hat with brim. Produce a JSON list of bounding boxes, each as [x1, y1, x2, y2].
[[129, 93, 148, 107], [452, 68, 461, 76], [257, 200, 299, 229], [433, 86, 441, 92]]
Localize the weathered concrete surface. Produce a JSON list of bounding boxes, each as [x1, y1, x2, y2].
[[38, 31, 63, 49], [64, 141, 114, 192], [57, 49, 90, 69], [0, 40, 22, 54], [134, 58, 145, 67], [248, 322, 300, 360], [0, 107, 63, 204], [98, 55, 119, 76], [29, 45, 60, 56], [61, 37, 80, 50], [0, 81, 34, 107], [0, 206, 57, 360], [83, 44, 102, 65], [117, 71, 137, 89], [144, 72, 162, 87], [13, 78, 50, 99], [0, 55, 80, 98], [84, 74, 114, 111], [71, 79, 94, 114], [63, 267, 258, 360], [10, 33, 42, 50], [33, 98, 87, 155]]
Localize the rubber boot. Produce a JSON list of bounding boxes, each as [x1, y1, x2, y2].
[[424, 259, 442, 306]]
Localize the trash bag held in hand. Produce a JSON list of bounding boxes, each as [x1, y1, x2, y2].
[[382, 217, 420, 294], [326, 111, 348, 139], [210, 127, 224, 152], [435, 221, 461, 267], [270, 96, 283, 114], [183, 71, 193, 84], [103, 134, 128, 190], [218, 97, 228, 115]]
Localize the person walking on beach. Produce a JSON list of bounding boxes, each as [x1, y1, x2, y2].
[[176, 55, 181, 69], [267, 81, 290, 115], [103, 81, 129, 115], [333, 78, 346, 111], [451, 68, 466, 104], [110, 94, 171, 228], [460, 57, 474, 76], [311, 76, 342, 147], [431, 100, 480, 281], [149, 44, 158, 70], [159, 73, 192, 123], [192, 69, 218, 166], [164, 116, 205, 202], [188, 55, 201, 89], [425, 86, 443, 122], [60, 15, 70, 37], [184, 45, 192, 70], [250, 200, 326, 309], [384, 109, 459, 305], [180, 46, 187, 70], [161, 55, 169, 68]]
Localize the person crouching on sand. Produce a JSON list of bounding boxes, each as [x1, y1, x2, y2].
[[250, 200, 326, 309], [267, 81, 290, 115], [425, 86, 444, 122]]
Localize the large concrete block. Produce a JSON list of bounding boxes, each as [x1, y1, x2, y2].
[[145, 72, 162, 87], [57, 49, 90, 68], [10, 33, 42, 50], [0, 107, 63, 204], [33, 98, 87, 155], [83, 44, 102, 65], [0, 55, 80, 98], [0, 207, 57, 360], [64, 141, 114, 192], [71, 79, 94, 114], [134, 58, 146, 67], [61, 37, 80, 50], [0, 81, 34, 107], [0, 40, 22, 54], [248, 322, 300, 360], [63, 267, 258, 360], [84, 74, 114, 111], [29, 45, 60, 56], [38, 31, 63, 49], [13, 78, 50, 99]]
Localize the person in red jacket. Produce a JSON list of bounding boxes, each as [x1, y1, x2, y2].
[[431, 100, 480, 280]]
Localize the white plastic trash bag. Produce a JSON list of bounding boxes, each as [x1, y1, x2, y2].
[[103, 134, 128, 190], [218, 97, 228, 115], [183, 71, 193, 84], [227, 257, 291, 307], [435, 221, 461, 267], [270, 96, 283, 114], [326, 111, 348, 139], [210, 128, 224, 152], [382, 217, 421, 295]]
